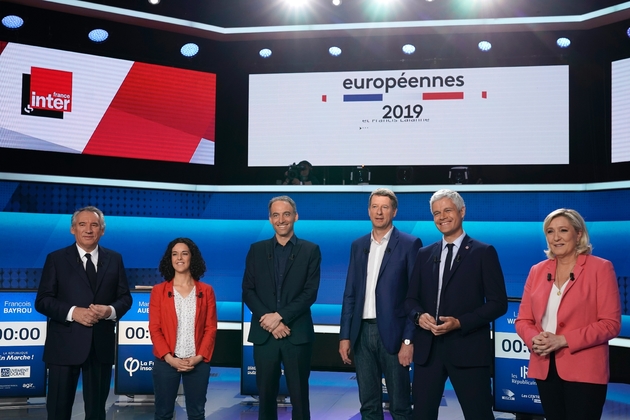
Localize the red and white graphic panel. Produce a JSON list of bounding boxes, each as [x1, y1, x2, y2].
[[0, 42, 216, 165]]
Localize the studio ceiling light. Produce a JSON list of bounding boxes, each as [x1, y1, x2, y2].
[[402, 44, 416, 54], [478, 40, 492, 52], [556, 37, 571, 48], [88, 28, 109, 43], [180, 43, 199, 57], [2, 15, 24, 29]]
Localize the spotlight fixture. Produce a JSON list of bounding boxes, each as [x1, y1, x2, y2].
[[478, 41, 492, 52], [556, 37, 571, 48], [332, 0, 342, 5], [180, 43, 199, 57], [2, 15, 24, 29], [259, 48, 272, 58], [626, 27, 630, 38], [88, 29, 109, 43], [402, 44, 416, 55], [329, 46, 342, 57], [148, 0, 160, 4]]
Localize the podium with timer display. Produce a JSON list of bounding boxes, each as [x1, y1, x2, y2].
[[493, 299, 544, 417], [0, 290, 47, 399], [114, 290, 155, 395]]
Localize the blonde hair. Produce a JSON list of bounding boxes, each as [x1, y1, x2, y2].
[[543, 208, 592, 259]]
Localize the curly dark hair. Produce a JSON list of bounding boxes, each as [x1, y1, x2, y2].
[[158, 238, 207, 281]]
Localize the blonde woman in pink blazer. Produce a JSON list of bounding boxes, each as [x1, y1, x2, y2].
[[516, 208, 621, 420]]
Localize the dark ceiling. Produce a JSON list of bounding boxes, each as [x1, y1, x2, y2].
[[6, 0, 630, 41]]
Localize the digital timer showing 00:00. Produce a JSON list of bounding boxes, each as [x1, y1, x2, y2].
[[494, 332, 530, 360], [117, 321, 153, 345], [0, 327, 40, 341], [501, 338, 530, 354], [125, 326, 151, 341], [0, 322, 47, 346]]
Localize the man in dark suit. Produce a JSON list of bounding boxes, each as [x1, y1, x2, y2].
[[242, 195, 322, 420], [35, 206, 132, 420], [339, 188, 422, 420], [405, 189, 507, 420]]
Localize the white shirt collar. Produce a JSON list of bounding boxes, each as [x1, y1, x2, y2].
[[76, 243, 99, 260], [442, 231, 466, 250], [371, 226, 394, 245]]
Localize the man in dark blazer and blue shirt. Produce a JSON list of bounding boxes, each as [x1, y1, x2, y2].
[[405, 189, 507, 420], [339, 188, 422, 420], [242, 195, 322, 420], [35, 206, 132, 420]]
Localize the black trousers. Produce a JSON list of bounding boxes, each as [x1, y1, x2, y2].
[[253, 338, 313, 420], [46, 346, 112, 420], [536, 352, 607, 420], [412, 336, 494, 420]]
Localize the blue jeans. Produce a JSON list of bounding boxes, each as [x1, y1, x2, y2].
[[152, 356, 211, 420], [354, 321, 412, 420]]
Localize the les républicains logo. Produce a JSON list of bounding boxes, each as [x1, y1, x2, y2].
[[21, 67, 73, 119]]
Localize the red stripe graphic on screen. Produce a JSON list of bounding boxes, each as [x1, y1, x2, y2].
[[422, 92, 464, 100], [84, 62, 216, 163], [29, 67, 73, 112]]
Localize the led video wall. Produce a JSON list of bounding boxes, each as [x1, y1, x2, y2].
[[612, 56, 630, 163], [0, 41, 216, 165], [248, 65, 569, 167]]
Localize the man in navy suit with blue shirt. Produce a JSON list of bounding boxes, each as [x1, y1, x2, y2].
[[405, 189, 507, 420], [36, 206, 132, 420], [339, 188, 422, 420]]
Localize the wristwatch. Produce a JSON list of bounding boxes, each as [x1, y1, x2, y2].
[[403, 339, 412, 346], [414, 312, 421, 325]]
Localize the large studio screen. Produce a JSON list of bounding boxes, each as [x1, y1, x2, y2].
[[612, 56, 630, 163], [0, 41, 216, 165], [248, 65, 569, 167]]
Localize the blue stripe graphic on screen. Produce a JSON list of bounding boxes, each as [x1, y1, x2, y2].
[[343, 94, 383, 102]]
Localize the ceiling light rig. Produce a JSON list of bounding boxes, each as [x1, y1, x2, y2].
[[329, 46, 342, 56], [88, 28, 109, 43], [180, 43, 199, 57], [2, 15, 24, 29], [259, 48, 272, 58], [402, 44, 416, 55], [478, 40, 492, 52], [556, 37, 571, 48]]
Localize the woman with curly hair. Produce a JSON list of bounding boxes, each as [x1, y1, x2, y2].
[[149, 238, 217, 420]]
